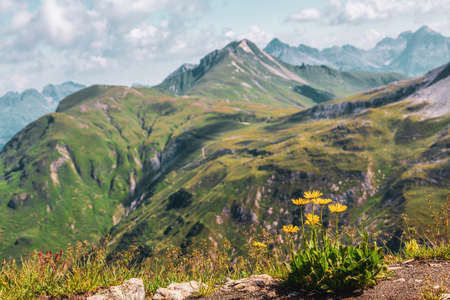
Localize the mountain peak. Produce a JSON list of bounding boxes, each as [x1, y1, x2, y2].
[[237, 39, 256, 54], [414, 25, 440, 37], [264, 38, 290, 53], [266, 38, 285, 47], [417, 25, 433, 33], [166, 63, 196, 79], [224, 39, 258, 52]]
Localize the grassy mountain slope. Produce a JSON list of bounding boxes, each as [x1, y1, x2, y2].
[[156, 40, 406, 107], [0, 62, 446, 260], [109, 63, 449, 254], [0, 85, 295, 258]]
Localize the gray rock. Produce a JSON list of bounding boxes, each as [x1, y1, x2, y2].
[[87, 278, 145, 300], [202, 275, 280, 299], [152, 280, 206, 300], [219, 275, 275, 293]]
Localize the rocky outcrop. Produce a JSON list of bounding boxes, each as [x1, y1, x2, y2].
[[87, 278, 145, 300], [152, 280, 206, 300], [208, 275, 282, 299], [288, 80, 424, 122]]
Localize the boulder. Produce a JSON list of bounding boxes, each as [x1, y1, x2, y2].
[[87, 278, 145, 300], [152, 280, 206, 300]]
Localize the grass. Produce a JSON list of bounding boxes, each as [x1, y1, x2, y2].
[[401, 196, 450, 260], [0, 194, 448, 299], [0, 234, 288, 299], [421, 281, 447, 300]]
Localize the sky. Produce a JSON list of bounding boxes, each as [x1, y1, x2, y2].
[[0, 0, 449, 94]]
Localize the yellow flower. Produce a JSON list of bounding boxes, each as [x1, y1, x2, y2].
[[304, 190, 323, 199], [328, 203, 347, 213], [305, 213, 320, 225], [282, 224, 300, 233], [313, 198, 333, 205], [252, 241, 267, 248], [292, 198, 310, 205]]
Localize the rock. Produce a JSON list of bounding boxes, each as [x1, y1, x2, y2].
[[388, 266, 403, 271], [205, 274, 280, 299], [152, 280, 206, 300], [87, 278, 145, 300]]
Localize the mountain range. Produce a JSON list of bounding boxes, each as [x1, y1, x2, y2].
[[0, 82, 85, 150], [0, 39, 448, 260], [265, 26, 450, 77], [156, 39, 405, 107]]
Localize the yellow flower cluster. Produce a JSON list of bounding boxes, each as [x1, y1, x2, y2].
[[304, 190, 323, 199], [305, 213, 319, 225], [283, 224, 299, 233], [312, 198, 333, 205], [292, 198, 310, 205], [328, 203, 347, 213], [252, 241, 267, 248], [284, 191, 348, 232]]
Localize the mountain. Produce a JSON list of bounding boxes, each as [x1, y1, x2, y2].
[[156, 39, 405, 107], [388, 26, 450, 76], [265, 26, 450, 77], [0, 59, 447, 259], [0, 82, 85, 150], [264, 38, 328, 66]]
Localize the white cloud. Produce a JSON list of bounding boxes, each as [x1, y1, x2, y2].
[[128, 25, 159, 43], [0, 0, 217, 94], [239, 25, 273, 46], [286, 8, 321, 22], [0, 73, 30, 93], [1, 0, 449, 95], [40, 0, 78, 44], [224, 29, 236, 39], [11, 10, 32, 28], [329, 0, 342, 7], [0, 0, 20, 11], [169, 40, 188, 53], [335, 0, 450, 24]]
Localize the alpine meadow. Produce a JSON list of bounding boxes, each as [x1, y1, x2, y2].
[[0, 1, 448, 299]]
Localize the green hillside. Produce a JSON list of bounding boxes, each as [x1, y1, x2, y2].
[[0, 61, 447, 259]]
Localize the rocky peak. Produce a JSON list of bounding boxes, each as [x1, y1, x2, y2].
[[265, 38, 288, 50], [415, 25, 437, 35], [20, 89, 43, 101], [407, 25, 446, 46], [297, 43, 321, 55], [166, 63, 196, 79]]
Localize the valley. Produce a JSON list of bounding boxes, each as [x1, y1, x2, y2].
[[0, 40, 447, 259]]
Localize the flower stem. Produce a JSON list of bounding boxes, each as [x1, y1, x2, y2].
[[335, 213, 339, 239], [300, 207, 305, 241], [320, 205, 324, 227]]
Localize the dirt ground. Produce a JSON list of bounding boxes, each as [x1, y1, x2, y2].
[[199, 260, 450, 300]]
